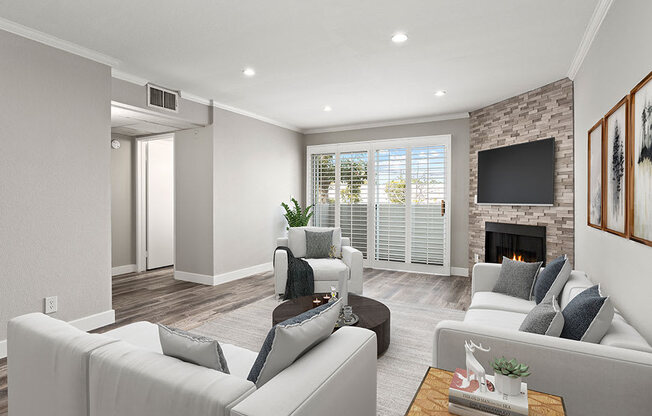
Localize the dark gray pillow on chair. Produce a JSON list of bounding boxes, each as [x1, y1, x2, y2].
[[492, 257, 542, 300], [532, 255, 571, 304], [560, 285, 614, 343], [305, 230, 333, 258], [158, 324, 229, 373]]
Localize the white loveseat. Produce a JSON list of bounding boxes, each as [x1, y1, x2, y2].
[[274, 227, 363, 298], [433, 263, 652, 416], [8, 313, 377, 416]]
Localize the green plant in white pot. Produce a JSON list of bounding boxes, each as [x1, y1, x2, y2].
[[491, 357, 531, 396], [281, 198, 313, 230]]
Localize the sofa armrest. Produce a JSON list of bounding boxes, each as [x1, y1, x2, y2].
[[433, 320, 652, 416], [342, 245, 363, 294], [232, 327, 377, 416], [276, 237, 288, 247], [274, 249, 288, 295], [89, 341, 256, 416], [471, 263, 501, 294]]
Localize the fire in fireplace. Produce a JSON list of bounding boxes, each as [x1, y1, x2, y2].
[[485, 222, 546, 265]]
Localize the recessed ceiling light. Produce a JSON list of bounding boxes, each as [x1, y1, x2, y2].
[[323, 105, 332, 112], [391, 33, 408, 44], [434, 90, 447, 97], [242, 67, 256, 77]]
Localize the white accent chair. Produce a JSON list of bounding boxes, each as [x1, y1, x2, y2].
[[433, 263, 652, 416], [274, 227, 363, 301]]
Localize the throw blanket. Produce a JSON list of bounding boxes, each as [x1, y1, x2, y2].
[[274, 246, 314, 300]]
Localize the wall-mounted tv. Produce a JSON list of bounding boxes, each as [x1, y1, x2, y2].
[[477, 138, 555, 206]]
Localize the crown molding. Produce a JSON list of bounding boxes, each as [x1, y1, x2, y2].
[[302, 112, 470, 135], [180, 91, 212, 106], [210, 100, 302, 132], [0, 17, 120, 67], [567, 0, 613, 80], [111, 69, 148, 86]]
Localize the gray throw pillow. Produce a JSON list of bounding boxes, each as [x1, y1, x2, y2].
[[519, 295, 564, 336], [158, 325, 229, 373], [532, 255, 571, 304], [561, 285, 614, 343], [305, 230, 333, 258], [492, 257, 542, 300], [247, 298, 341, 387]]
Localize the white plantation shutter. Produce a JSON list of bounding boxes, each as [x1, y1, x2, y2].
[[311, 153, 336, 227], [374, 148, 407, 262], [411, 146, 446, 266], [340, 151, 368, 257]]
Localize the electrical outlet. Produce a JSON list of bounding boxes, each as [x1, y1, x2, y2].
[[45, 296, 57, 314], [474, 253, 480, 263]]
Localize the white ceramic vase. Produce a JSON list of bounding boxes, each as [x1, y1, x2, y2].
[[494, 373, 521, 396]]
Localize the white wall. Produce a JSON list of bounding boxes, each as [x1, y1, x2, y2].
[[212, 108, 304, 276], [574, 0, 652, 342], [304, 117, 470, 273], [0, 29, 113, 340], [110, 134, 136, 269]]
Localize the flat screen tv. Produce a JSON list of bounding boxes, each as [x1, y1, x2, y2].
[[477, 138, 555, 205]]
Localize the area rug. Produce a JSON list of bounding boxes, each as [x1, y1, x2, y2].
[[191, 297, 465, 416]]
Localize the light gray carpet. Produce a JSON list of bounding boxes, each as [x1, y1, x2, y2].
[[192, 297, 465, 416]]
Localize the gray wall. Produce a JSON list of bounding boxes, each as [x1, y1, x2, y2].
[[175, 126, 215, 276], [0, 30, 112, 339], [304, 118, 470, 272], [212, 108, 304, 275], [574, 0, 652, 342], [110, 134, 136, 268]]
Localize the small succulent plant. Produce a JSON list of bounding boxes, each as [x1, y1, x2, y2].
[[491, 357, 531, 379]]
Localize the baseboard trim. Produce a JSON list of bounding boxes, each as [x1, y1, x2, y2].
[[175, 262, 273, 286], [111, 264, 137, 276], [451, 267, 469, 277], [0, 309, 115, 359]]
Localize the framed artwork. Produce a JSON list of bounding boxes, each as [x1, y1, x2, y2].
[[604, 96, 629, 237], [588, 120, 604, 229], [630, 71, 652, 246]]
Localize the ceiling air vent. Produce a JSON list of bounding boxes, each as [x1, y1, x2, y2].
[[147, 84, 179, 112]]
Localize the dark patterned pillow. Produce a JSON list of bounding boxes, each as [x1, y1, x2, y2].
[[519, 296, 564, 336], [247, 298, 341, 387], [305, 230, 333, 258], [560, 285, 614, 343], [158, 325, 229, 373], [492, 257, 542, 300], [532, 255, 571, 304]]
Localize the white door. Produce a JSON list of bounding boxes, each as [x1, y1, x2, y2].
[[146, 139, 174, 269]]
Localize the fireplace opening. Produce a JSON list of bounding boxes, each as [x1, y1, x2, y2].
[[485, 222, 546, 265]]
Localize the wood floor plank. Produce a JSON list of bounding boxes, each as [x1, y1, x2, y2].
[[0, 266, 470, 414]]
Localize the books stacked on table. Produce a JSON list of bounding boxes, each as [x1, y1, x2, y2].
[[448, 369, 528, 416]]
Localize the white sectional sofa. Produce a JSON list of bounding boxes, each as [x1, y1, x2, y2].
[[433, 263, 652, 416], [8, 313, 377, 416], [274, 227, 363, 298]]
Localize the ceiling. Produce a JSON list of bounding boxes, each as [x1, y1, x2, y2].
[[111, 105, 201, 137], [0, 1, 598, 131]]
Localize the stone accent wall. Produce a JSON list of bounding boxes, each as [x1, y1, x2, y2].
[[468, 78, 574, 269]]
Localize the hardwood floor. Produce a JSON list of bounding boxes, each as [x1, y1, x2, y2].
[[0, 267, 470, 414]]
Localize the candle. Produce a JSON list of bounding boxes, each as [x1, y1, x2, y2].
[[322, 294, 331, 303], [312, 298, 322, 308]]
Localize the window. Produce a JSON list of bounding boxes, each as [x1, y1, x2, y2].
[[307, 135, 451, 274]]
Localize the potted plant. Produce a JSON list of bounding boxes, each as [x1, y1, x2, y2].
[[490, 357, 531, 396], [281, 198, 313, 230]]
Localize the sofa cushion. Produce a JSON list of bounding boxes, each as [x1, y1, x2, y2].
[[492, 257, 542, 300], [464, 308, 527, 331], [559, 271, 592, 309], [532, 255, 571, 304], [288, 227, 342, 258], [220, 343, 259, 379], [519, 296, 564, 336], [247, 298, 342, 387], [304, 258, 349, 281], [158, 324, 229, 373], [600, 313, 652, 353], [561, 285, 614, 343], [469, 292, 536, 314], [305, 229, 334, 258]]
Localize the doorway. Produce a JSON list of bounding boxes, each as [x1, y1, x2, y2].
[[136, 134, 175, 271]]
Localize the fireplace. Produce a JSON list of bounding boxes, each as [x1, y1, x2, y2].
[[485, 222, 546, 265]]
